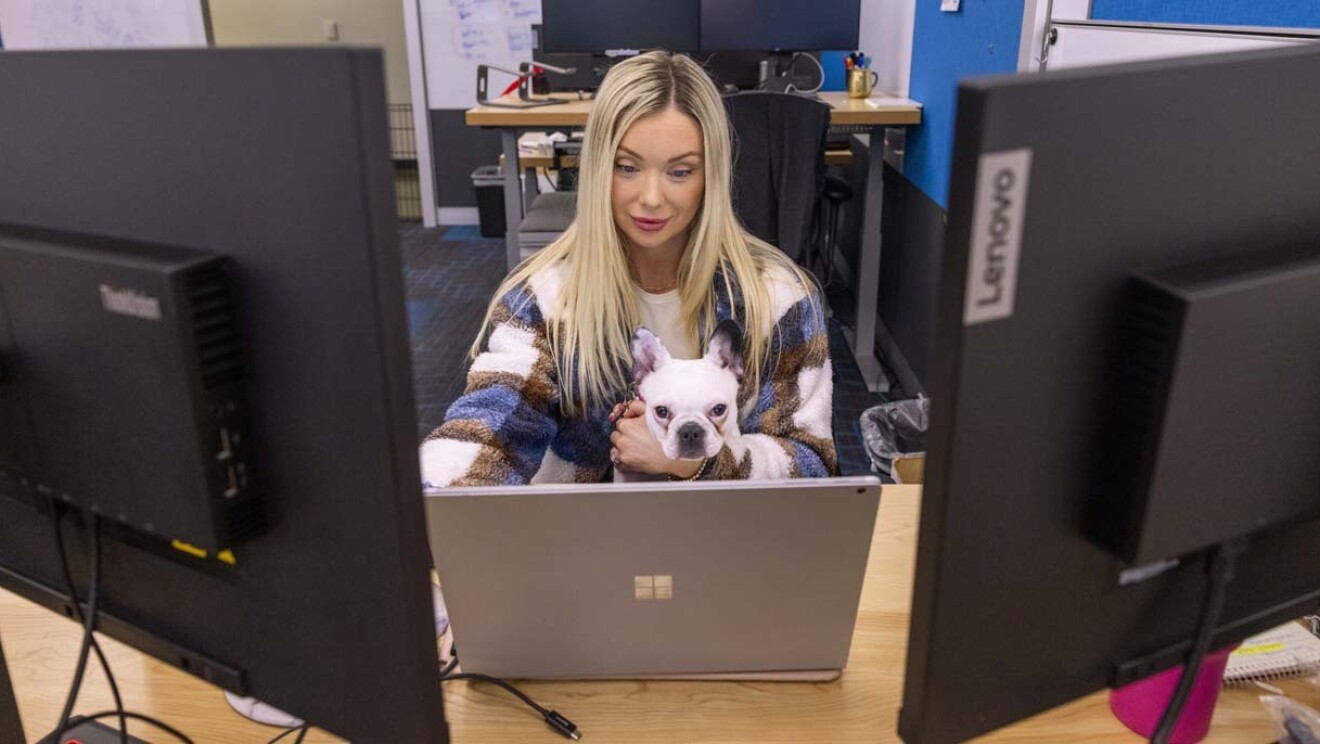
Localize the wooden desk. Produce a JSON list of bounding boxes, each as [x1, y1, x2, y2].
[[3, 485, 1310, 742], [466, 91, 924, 392]]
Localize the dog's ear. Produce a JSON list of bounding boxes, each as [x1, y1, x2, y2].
[[704, 319, 745, 380], [632, 326, 672, 383]]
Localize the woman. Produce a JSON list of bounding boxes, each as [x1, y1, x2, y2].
[[421, 51, 836, 486]]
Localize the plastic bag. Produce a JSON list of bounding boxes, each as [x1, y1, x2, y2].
[[1261, 695, 1320, 744], [860, 395, 929, 484]]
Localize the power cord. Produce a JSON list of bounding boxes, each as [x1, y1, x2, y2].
[[53, 513, 103, 739], [47, 509, 195, 744], [785, 52, 825, 95], [52, 509, 127, 744], [266, 723, 311, 743], [439, 650, 580, 741], [1150, 539, 1247, 744]]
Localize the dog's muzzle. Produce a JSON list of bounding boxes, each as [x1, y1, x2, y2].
[[675, 422, 707, 459]]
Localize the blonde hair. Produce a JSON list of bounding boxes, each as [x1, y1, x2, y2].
[[472, 50, 817, 417]]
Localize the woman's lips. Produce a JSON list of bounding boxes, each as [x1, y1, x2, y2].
[[631, 216, 669, 232]]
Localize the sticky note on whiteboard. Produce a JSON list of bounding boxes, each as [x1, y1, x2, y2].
[[941, 0, 961, 11]]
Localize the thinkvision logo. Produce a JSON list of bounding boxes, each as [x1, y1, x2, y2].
[[99, 284, 162, 321], [965, 149, 1032, 325]]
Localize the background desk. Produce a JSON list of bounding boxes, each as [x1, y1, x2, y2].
[[3, 485, 1311, 742], [465, 91, 923, 392]]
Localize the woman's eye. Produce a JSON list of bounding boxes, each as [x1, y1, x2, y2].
[[711, 404, 727, 417], [654, 406, 670, 419], [614, 163, 638, 175], [670, 169, 692, 179]]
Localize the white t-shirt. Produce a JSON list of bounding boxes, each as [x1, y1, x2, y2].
[[634, 288, 696, 359]]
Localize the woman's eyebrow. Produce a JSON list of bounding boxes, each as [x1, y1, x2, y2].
[[616, 147, 703, 163], [667, 151, 703, 163]]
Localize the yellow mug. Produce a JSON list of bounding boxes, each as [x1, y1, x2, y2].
[[847, 68, 879, 99]]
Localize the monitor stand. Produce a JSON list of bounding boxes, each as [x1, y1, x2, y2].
[[1, 636, 24, 744]]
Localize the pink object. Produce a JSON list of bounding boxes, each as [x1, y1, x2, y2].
[[1109, 644, 1240, 744]]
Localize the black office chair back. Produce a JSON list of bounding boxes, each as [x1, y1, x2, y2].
[[723, 91, 830, 263]]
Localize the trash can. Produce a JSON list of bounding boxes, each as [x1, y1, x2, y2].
[[471, 165, 505, 238], [860, 396, 929, 484]]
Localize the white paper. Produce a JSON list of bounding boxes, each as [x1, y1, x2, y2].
[[865, 97, 922, 108], [940, 0, 961, 11]]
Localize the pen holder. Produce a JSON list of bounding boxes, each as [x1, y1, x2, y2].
[[1108, 644, 1239, 744], [847, 68, 879, 99]]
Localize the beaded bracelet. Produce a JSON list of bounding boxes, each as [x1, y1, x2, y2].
[[668, 457, 712, 482]]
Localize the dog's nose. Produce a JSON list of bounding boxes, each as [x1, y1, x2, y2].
[[677, 422, 705, 444]]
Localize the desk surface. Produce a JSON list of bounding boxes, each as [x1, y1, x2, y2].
[[466, 91, 922, 128], [2, 485, 1311, 743]]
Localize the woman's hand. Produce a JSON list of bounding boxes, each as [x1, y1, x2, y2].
[[610, 400, 703, 478]]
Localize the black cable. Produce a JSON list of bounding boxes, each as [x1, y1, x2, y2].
[[292, 723, 310, 743], [441, 671, 580, 741], [63, 710, 195, 744], [53, 510, 128, 744], [53, 514, 102, 738], [443, 673, 545, 713], [264, 724, 304, 744], [440, 655, 458, 677], [1150, 540, 1245, 744]]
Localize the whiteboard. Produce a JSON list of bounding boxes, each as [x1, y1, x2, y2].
[[0, 0, 208, 50], [420, 0, 541, 109], [1048, 22, 1319, 70]]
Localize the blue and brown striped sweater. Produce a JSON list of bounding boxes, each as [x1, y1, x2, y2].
[[419, 262, 837, 485]]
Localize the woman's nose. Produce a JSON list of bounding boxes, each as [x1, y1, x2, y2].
[[639, 172, 663, 208]]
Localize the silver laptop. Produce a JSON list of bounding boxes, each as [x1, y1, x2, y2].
[[425, 476, 881, 679]]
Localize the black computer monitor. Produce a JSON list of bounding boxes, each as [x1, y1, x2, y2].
[[699, 0, 860, 52], [900, 46, 1320, 743], [0, 49, 448, 742], [540, 0, 701, 53]]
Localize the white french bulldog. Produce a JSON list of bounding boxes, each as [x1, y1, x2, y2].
[[614, 319, 745, 482]]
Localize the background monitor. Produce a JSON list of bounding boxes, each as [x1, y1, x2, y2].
[[900, 45, 1320, 743], [0, 48, 447, 742], [539, 0, 701, 54], [699, 0, 861, 52]]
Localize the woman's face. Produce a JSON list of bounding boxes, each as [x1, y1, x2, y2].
[[611, 107, 706, 259]]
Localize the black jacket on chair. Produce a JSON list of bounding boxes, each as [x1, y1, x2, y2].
[[724, 91, 830, 263]]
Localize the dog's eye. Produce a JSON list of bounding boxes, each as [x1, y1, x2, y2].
[[654, 406, 670, 419], [711, 404, 727, 417]]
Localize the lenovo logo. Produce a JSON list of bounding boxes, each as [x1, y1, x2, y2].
[[965, 149, 1032, 325], [99, 284, 162, 321]]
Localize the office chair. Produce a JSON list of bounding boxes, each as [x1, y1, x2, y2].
[[815, 173, 854, 290], [724, 91, 830, 265]]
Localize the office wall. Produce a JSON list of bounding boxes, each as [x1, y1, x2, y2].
[[859, 0, 916, 96], [861, 1, 1027, 391], [1089, 1, 1320, 28], [209, 0, 413, 104], [906, 0, 1026, 208]]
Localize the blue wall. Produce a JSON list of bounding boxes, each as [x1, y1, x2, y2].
[[1090, 1, 1320, 29], [905, 0, 1027, 208]]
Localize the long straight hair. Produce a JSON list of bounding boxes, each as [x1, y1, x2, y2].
[[472, 51, 816, 417]]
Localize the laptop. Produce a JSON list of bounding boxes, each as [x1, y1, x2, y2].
[[424, 476, 881, 680]]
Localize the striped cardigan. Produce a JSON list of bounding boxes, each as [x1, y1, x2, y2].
[[419, 262, 837, 486]]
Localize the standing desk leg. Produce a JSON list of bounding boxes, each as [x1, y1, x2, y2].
[[501, 128, 523, 272], [1, 634, 24, 744], [851, 126, 887, 392], [523, 165, 538, 218]]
